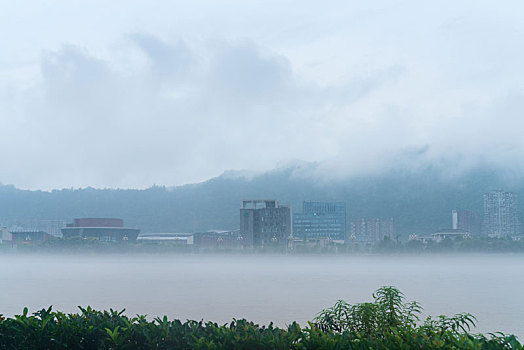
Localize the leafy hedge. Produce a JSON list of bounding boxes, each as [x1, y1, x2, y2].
[[0, 287, 521, 349]]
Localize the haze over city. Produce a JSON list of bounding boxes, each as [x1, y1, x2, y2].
[[3, 1, 524, 348], [2, 1, 524, 190]]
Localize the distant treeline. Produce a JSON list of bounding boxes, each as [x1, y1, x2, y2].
[[372, 236, 524, 254], [3, 235, 524, 255], [0, 286, 520, 349]]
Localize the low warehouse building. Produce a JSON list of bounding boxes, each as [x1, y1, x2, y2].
[[61, 218, 140, 242], [10, 231, 53, 245]]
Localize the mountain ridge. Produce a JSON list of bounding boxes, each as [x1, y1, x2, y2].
[[0, 163, 522, 237]]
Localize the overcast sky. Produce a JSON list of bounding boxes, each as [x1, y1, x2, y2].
[[1, 1, 524, 190]]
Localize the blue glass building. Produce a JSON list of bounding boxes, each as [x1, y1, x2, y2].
[[293, 201, 346, 239]]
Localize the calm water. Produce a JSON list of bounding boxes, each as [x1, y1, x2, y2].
[[1, 254, 523, 338]]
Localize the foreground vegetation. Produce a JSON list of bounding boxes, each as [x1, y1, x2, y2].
[[0, 287, 521, 349]]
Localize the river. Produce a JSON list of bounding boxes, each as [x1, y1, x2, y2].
[[0, 254, 522, 338]]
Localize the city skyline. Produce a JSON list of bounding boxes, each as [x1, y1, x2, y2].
[[3, 188, 523, 243]]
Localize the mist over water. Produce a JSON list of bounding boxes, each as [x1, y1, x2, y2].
[[1, 254, 523, 338]]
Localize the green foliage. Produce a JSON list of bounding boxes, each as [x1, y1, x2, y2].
[[313, 286, 522, 349], [314, 286, 422, 336], [16, 237, 197, 254], [0, 287, 521, 349], [367, 236, 524, 254]]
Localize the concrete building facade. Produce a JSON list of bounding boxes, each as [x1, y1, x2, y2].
[[293, 201, 346, 240], [240, 200, 291, 247], [350, 217, 395, 243], [193, 230, 241, 248], [0, 227, 11, 245], [483, 190, 519, 237]]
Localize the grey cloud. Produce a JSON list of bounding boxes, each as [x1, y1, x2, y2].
[[39, 45, 123, 127], [129, 34, 194, 83], [332, 64, 406, 105], [3, 35, 391, 189], [3, 8, 524, 190], [208, 42, 292, 100]]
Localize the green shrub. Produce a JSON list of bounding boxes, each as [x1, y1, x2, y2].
[[0, 287, 521, 349]]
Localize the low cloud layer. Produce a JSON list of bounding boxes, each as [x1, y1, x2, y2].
[[1, 1, 524, 189]]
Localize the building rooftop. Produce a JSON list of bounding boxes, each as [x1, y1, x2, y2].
[[242, 200, 279, 209], [66, 218, 124, 228]]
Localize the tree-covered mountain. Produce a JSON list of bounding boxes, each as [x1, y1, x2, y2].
[[1, 163, 522, 237]]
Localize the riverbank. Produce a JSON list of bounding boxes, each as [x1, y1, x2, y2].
[[3, 235, 524, 255]]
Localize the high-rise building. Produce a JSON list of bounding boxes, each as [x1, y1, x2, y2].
[[483, 190, 519, 237], [240, 200, 291, 247], [452, 209, 480, 236], [350, 217, 395, 243], [293, 201, 346, 240]]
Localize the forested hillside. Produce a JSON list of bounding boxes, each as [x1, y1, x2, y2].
[[0, 164, 522, 237]]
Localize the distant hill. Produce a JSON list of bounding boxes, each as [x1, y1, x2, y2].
[[1, 163, 523, 237]]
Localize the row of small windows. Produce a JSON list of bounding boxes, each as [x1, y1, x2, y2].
[[298, 228, 343, 232], [294, 220, 344, 224]]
